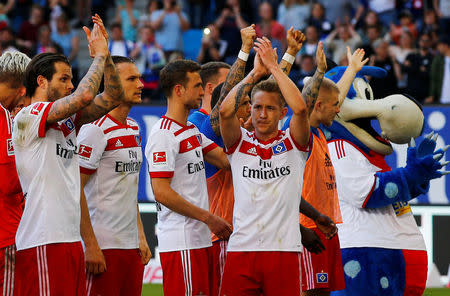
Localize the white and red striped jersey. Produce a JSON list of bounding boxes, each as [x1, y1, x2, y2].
[[12, 102, 81, 251], [225, 128, 310, 252], [328, 139, 426, 250], [145, 116, 217, 252], [78, 114, 142, 250]]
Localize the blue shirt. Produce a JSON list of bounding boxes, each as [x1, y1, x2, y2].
[[187, 109, 208, 129], [151, 10, 188, 51], [199, 115, 224, 178]]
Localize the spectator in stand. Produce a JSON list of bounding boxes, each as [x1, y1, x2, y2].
[[369, 39, 398, 98], [357, 0, 396, 29], [255, 2, 286, 52], [400, 0, 425, 23], [197, 23, 228, 64], [434, 0, 450, 34], [389, 10, 418, 45], [108, 23, 134, 57], [0, 4, 9, 28], [151, 0, 189, 57], [215, 0, 249, 64], [325, 23, 362, 63], [318, 0, 359, 24], [115, 0, 140, 42], [427, 36, 450, 103], [307, 2, 333, 37], [277, 0, 311, 31], [139, 0, 161, 28], [360, 24, 382, 57], [32, 25, 63, 55], [389, 31, 416, 91], [292, 54, 315, 89], [357, 10, 383, 39], [419, 10, 440, 47], [299, 25, 319, 56], [0, 27, 18, 54], [51, 13, 80, 84], [130, 25, 166, 102], [17, 5, 46, 55], [403, 33, 434, 103]]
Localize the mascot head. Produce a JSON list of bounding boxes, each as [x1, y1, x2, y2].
[[325, 66, 424, 155]]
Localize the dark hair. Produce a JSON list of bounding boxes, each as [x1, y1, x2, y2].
[[24, 53, 70, 97], [111, 55, 135, 65], [200, 62, 230, 87], [111, 23, 122, 30], [439, 35, 450, 46], [160, 60, 201, 97], [251, 80, 285, 107], [210, 82, 224, 109]]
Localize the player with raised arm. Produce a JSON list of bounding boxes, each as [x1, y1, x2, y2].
[[78, 55, 151, 296], [12, 15, 125, 295], [219, 37, 310, 295], [0, 51, 30, 296], [283, 45, 369, 295], [145, 59, 232, 295], [199, 26, 306, 295]]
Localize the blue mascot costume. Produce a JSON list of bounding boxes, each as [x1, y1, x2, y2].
[[319, 66, 449, 296]]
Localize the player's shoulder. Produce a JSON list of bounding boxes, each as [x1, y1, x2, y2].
[[0, 103, 10, 123], [126, 117, 139, 129]]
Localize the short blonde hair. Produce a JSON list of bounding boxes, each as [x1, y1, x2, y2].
[[0, 51, 31, 88], [251, 80, 285, 107]]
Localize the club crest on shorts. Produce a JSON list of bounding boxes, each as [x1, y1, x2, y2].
[[272, 142, 287, 155], [316, 272, 328, 283]]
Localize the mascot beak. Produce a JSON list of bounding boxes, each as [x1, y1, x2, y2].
[[338, 94, 424, 144]]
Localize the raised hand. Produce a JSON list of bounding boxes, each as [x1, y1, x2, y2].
[[240, 24, 256, 53], [253, 37, 278, 71], [92, 14, 108, 42], [316, 41, 327, 73], [83, 23, 108, 58], [286, 27, 305, 55], [347, 47, 369, 73], [253, 52, 270, 77]]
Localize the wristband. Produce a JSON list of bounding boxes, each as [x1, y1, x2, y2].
[[282, 53, 295, 64], [238, 50, 249, 62]]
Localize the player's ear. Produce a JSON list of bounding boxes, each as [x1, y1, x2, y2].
[[280, 106, 288, 119], [18, 86, 26, 97], [173, 84, 185, 97], [37, 75, 48, 89], [206, 82, 213, 95]]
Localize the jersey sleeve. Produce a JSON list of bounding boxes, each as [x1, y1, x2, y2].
[[200, 131, 218, 155], [77, 124, 107, 174], [12, 102, 53, 147], [145, 129, 177, 178], [0, 108, 13, 164]]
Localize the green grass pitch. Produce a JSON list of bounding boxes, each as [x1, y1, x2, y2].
[[141, 284, 449, 296]]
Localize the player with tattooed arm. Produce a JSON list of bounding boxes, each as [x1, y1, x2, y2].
[[12, 15, 125, 295]]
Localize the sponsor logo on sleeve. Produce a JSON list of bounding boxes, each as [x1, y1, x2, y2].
[[78, 144, 93, 159], [316, 272, 328, 283], [30, 103, 44, 115], [6, 138, 14, 156], [152, 152, 167, 165]]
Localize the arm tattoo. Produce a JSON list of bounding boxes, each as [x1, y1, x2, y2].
[[267, 59, 291, 82], [78, 55, 125, 125], [47, 55, 106, 125], [234, 74, 257, 112], [210, 58, 246, 136], [302, 69, 324, 115]]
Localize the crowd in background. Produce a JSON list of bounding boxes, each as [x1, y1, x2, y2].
[[0, 0, 449, 104]]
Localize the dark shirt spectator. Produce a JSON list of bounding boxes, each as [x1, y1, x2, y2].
[[307, 2, 333, 37], [17, 4, 46, 53], [369, 39, 398, 99], [197, 24, 228, 64]]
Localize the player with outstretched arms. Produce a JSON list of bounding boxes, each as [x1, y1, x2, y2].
[[146, 59, 232, 295], [219, 37, 311, 295], [12, 16, 125, 295], [78, 55, 151, 296], [0, 51, 30, 296]]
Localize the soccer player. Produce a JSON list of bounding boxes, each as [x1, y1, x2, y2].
[[146, 59, 232, 295], [12, 18, 125, 295], [219, 37, 311, 295], [187, 61, 230, 128], [78, 56, 151, 296], [0, 51, 30, 296], [200, 26, 306, 295]]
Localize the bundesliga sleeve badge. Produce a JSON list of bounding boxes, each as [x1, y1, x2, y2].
[[78, 144, 93, 160], [153, 152, 167, 165]]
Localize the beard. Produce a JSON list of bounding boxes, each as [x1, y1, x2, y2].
[[46, 86, 65, 102]]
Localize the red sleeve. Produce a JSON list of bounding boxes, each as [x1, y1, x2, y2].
[[80, 166, 97, 175], [38, 102, 54, 138], [362, 176, 378, 208], [149, 171, 174, 178], [202, 143, 218, 155]]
